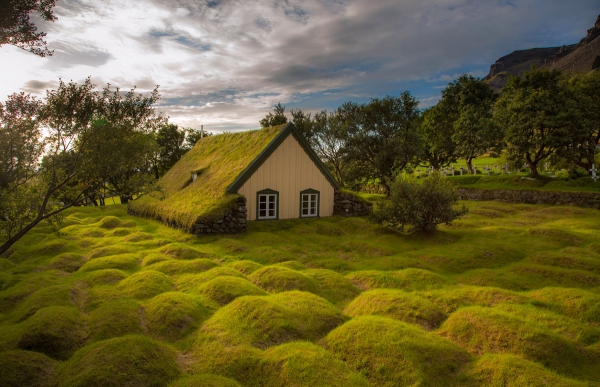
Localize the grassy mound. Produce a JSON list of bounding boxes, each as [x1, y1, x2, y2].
[[176, 267, 245, 293], [168, 374, 241, 387], [0, 350, 58, 387], [344, 289, 447, 329], [123, 231, 154, 242], [228, 260, 263, 275], [197, 276, 267, 305], [75, 268, 129, 287], [527, 287, 600, 323], [146, 259, 218, 276], [201, 291, 346, 348], [191, 340, 262, 383], [47, 253, 86, 272], [78, 253, 139, 272], [56, 335, 181, 387], [160, 244, 209, 260], [128, 126, 284, 231], [144, 292, 218, 342], [346, 268, 448, 291], [464, 354, 588, 387], [304, 269, 360, 306], [248, 266, 319, 294], [257, 341, 370, 387], [423, 286, 529, 314], [117, 270, 174, 299], [18, 306, 87, 360], [325, 315, 470, 387], [7, 284, 74, 323], [87, 299, 143, 342], [97, 216, 135, 229], [437, 306, 594, 379]]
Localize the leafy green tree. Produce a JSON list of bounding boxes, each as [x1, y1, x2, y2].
[[438, 75, 500, 174], [153, 124, 185, 178], [346, 92, 422, 193], [419, 105, 458, 169], [183, 127, 211, 150], [291, 108, 314, 142], [0, 0, 56, 56], [260, 103, 288, 128], [564, 71, 600, 174], [369, 173, 468, 233], [0, 78, 162, 254], [495, 68, 581, 177]]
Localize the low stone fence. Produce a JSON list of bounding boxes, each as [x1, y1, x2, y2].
[[334, 190, 373, 216], [194, 197, 248, 235], [458, 188, 600, 209]]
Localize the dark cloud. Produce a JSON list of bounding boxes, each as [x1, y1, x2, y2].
[[43, 42, 112, 70], [21, 80, 57, 94]]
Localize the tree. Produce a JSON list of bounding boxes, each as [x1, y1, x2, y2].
[[153, 124, 186, 179], [438, 75, 500, 174], [0, 0, 56, 57], [183, 127, 211, 150], [346, 92, 422, 193], [495, 68, 581, 177], [0, 79, 162, 254], [564, 71, 600, 174], [291, 108, 314, 142], [419, 105, 458, 169], [260, 103, 288, 128], [369, 173, 468, 233]]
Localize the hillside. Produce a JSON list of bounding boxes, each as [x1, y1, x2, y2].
[[1, 202, 600, 386], [484, 15, 600, 91]]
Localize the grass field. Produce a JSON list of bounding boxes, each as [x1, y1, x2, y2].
[[1, 201, 600, 386]]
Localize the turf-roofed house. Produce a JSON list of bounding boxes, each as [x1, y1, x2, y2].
[[129, 123, 343, 235]]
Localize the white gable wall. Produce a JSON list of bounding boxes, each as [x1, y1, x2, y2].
[[236, 134, 335, 220]]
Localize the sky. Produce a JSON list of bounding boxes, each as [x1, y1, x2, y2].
[[1, 0, 599, 132]]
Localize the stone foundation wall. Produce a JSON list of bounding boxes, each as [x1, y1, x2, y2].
[[334, 190, 373, 216], [193, 197, 248, 235], [458, 188, 600, 209]]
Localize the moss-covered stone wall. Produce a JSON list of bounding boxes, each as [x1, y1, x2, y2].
[[334, 190, 373, 217], [194, 197, 247, 235], [458, 188, 600, 209]]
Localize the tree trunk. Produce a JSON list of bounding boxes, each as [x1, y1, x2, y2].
[[0, 215, 44, 256], [466, 157, 474, 174], [528, 162, 539, 177]]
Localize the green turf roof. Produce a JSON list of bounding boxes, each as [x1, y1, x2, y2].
[[128, 125, 286, 231]]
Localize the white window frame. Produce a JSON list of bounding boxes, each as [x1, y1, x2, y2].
[[258, 192, 278, 220], [300, 190, 319, 218]]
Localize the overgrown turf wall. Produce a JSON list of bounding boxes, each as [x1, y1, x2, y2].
[[193, 197, 247, 235], [458, 188, 600, 209], [334, 190, 373, 217]]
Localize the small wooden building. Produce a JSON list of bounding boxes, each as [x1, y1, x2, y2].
[[227, 122, 340, 220]]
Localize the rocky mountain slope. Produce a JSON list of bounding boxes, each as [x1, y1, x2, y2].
[[484, 15, 600, 91]]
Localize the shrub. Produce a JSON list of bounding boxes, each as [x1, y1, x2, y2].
[[369, 173, 468, 233]]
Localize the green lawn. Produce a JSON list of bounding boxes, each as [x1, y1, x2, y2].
[[1, 202, 599, 386]]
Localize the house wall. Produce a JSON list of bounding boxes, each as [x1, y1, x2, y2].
[[237, 134, 336, 220]]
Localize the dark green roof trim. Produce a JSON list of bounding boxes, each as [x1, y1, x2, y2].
[[227, 122, 341, 193]]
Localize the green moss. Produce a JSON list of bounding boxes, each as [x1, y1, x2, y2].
[[198, 276, 267, 305], [274, 261, 308, 270], [117, 270, 174, 299], [0, 350, 58, 387], [160, 244, 209, 260], [128, 126, 284, 231], [145, 292, 218, 342], [123, 231, 154, 242], [423, 286, 529, 314], [47, 253, 86, 272], [227, 260, 263, 275], [147, 258, 218, 276], [345, 289, 447, 329], [176, 267, 245, 293], [527, 287, 600, 322], [248, 266, 319, 294], [7, 284, 74, 323], [56, 335, 181, 387], [201, 291, 346, 348], [79, 254, 139, 272], [168, 374, 241, 387], [257, 341, 370, 387], [325, 315, 470, 387], [18, 306, 87, 360], [464, 354, 588, 387], [346, 268, 448, 291], [437, 306, 593, 379], [304, 269, 360, 306], [87, 299, 143, 342], [75, 269, 128, 286], [0, 258, 16, 270], [97, 216, 135, 229], [192, 340, 262, 383]]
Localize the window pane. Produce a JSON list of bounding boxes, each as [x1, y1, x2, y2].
[[259, 203, 266, 210], [269, 195, 275, 203], [259, 195, 266, 203], [259, 210, 266, 217], [269, 210, 275, 217]]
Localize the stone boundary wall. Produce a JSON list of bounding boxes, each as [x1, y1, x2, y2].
[[194, 197, 248, 235], [458, 188, 600, 209], [334, 190, 373, 216]]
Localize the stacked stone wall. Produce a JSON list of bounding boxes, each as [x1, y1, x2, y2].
[[458, 188, 600, 209], [334, 190, 373, 216], [194, 197, 247, 235]]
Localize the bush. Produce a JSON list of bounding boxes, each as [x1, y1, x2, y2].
[[370, 173, 467, 233]]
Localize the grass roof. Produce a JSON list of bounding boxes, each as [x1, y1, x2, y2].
[[129, 125, 285, 231]]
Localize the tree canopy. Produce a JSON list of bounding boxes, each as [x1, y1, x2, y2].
[[0, 0, 56, 57], [260, 103, 288, 128]]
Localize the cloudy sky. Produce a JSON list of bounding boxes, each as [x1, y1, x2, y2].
[[1, 0, 599, 132]]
